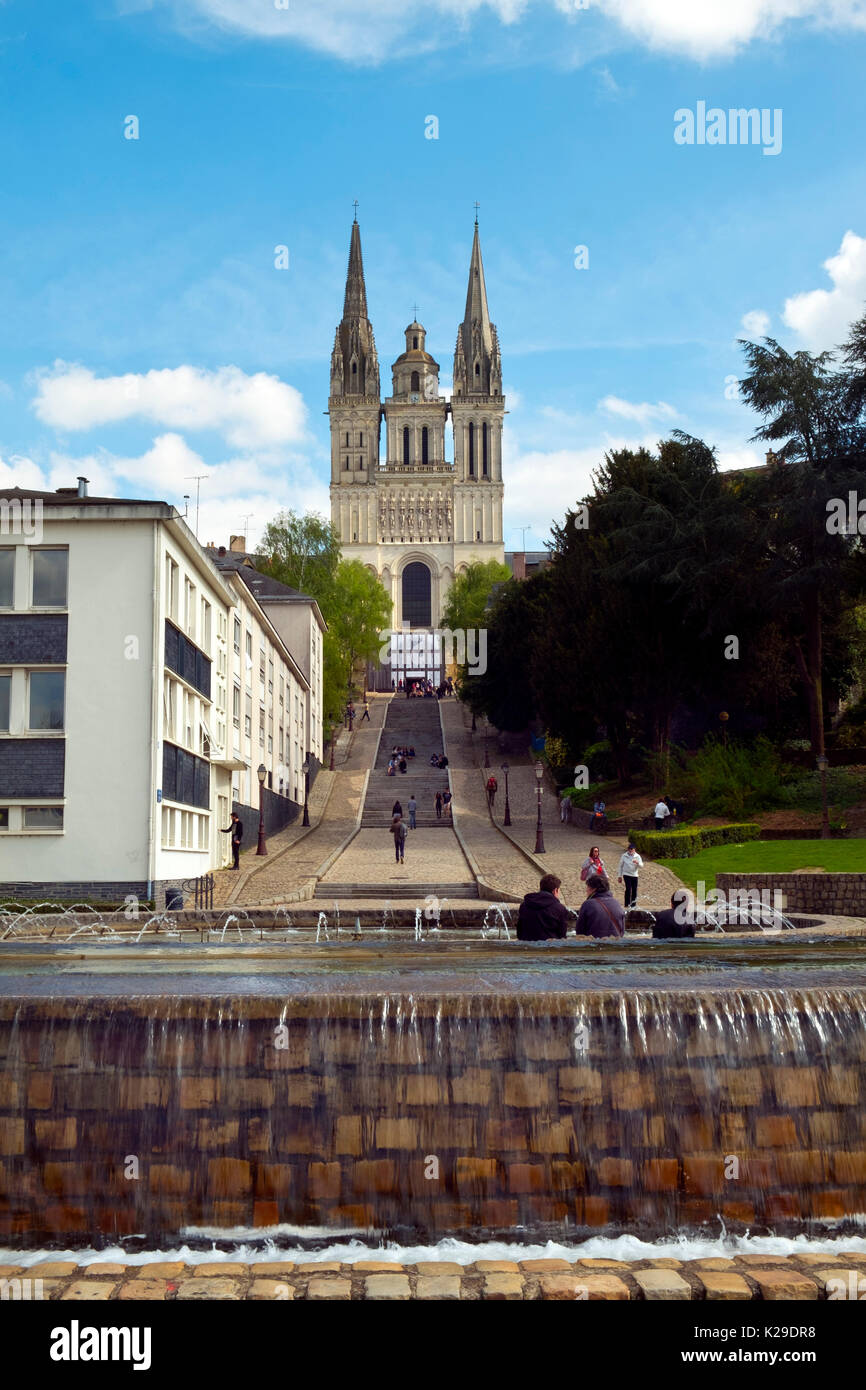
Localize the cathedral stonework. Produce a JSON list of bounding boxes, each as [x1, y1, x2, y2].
[[328, 217, 505, 644]]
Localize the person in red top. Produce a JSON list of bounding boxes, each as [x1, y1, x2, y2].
[[580, 845, 605, 882], [486, 775, 498, 808]]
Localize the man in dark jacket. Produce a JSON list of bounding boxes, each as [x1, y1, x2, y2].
[[221, 812, 243, 869], [516, 874, 572, 941], [575, 873, 625, 938], [652, 889, 696, 939]]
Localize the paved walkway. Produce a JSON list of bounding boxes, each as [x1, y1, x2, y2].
[[441, 701, 685, 910], [223, 696, 390, 906], [317, 827, 473, 894]]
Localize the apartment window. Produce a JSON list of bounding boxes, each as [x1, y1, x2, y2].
[[0, 808, 8, 830], [268, 659, 274, 695], [0, 673, 9, 731], [183, 578, 196, 639], [0, 550, 13, 607], [24, 806, 64, 831], [234, 617, 241, 655], [232, 685, 241, 729], [279, 727, 284, 760], [201, 598, 212, 652], [163, 676, 176, 738], [183, 690, 193, 747], [161, 805, 175, 848], [32, 550, 68, 608], [218, 612, 227, 641], [259, 704, 265, 747], [166, 556, 179, 621], [245, 631, 252, 672], [29, 671, 65, 731], [245, 693, 252, 738]]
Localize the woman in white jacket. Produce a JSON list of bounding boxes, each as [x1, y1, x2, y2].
[[617, 843, 644, 908]]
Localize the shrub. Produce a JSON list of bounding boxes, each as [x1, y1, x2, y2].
[[684, 737, 790, 818], [628, 823, 760, 859], [582, 740, 617, 782], [562, 779, 617, 809]]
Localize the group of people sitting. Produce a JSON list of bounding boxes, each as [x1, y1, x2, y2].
[[429, 752, 449, 769], [386, 744, 416, 776], [517, 873, 696, 941]]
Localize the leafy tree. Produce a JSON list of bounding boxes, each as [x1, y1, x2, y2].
[[441, 558, 512, 633], [328, 559, 393, 695], [256, 510, 341, 604]]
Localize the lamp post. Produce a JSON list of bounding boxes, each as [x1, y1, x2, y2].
[[719, 711, 729, 750], [817, 753, 830, 840], [256, 763, 267, 855], [302, 756, 311, 827], [534, 760, 545, 854], [501, 762, 512, 827], [483, 719, 490, 769], [329, 726, 336, 772]]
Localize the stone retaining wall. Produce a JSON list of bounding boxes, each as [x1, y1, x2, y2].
[[716, 873, 866, 917], [3, 1253, 865, 1300], [1, 992, 865, 1246]]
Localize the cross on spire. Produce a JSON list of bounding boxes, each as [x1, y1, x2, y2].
[[413, 302, 419, 321], [474, 201, 480, 225], [353, 199, 359, 222]]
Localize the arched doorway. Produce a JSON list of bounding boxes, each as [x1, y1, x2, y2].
[[402, 561, 432, 628]]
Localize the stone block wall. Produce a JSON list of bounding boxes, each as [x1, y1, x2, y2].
[[716, 872, 866, 916], [1, 991, 864, 1246]]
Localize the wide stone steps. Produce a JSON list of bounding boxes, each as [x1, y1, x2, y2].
[[363, 694, 452, 828]]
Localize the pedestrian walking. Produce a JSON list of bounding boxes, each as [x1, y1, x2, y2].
[[361, 700, 371, 722], [220, 812, 243, 870], [653, 797, 669, 831], [580, 845, 606, 882], [390, 814, 407, 864], [443, 789, 453, 819], [434, 791, 443, 819], [486, 775, 498, 809], [391, 800, 403, 818], [617, 843, 644, 908], [407, 796, 417, 829]]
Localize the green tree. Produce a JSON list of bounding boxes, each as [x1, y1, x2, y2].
[[256, 510, 341, 604], [328, 559, 393, 695]]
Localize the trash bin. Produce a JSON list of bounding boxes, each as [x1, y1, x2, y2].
[[165, 887, 184, 911]]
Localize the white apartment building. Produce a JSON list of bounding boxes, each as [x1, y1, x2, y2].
[[0, 484, 323, 904]]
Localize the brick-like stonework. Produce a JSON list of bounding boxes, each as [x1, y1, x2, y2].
[[717, 873, 866, 917], [1, 1254, 863, 1299], [0, 614, 67, 664], [1, 992, 864, 1244], [0, 738, 65, 798]]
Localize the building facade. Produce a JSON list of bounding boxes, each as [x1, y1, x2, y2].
[[0, 488, 323, 903], [329, 218, 505, 669]]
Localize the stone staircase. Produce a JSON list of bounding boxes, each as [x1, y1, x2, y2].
[[361, 696, 453, 829]]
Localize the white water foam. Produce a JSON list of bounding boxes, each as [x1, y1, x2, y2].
[[6, 1224, 866, 1269]]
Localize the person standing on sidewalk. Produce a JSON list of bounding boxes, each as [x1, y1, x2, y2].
[[407, 795, 417, 829], [389, 814, 407, 863], [361, 699, 371, 722], [221, 812, 243, 869], [443, 789, 453, 819], [486, 775, 498, 809], [617, 843, 644, 908], [434, 790, 443, 819]]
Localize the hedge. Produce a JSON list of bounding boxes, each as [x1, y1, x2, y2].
[[627, 823, 761, 859]]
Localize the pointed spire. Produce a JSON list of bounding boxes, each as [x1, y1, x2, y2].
[[454, 222, 499, 397], [342, 220, 368, 321]]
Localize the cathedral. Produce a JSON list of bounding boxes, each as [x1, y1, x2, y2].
[[328, 216, 505, 682]]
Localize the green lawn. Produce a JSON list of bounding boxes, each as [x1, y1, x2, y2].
[[658, 839, 866, 892]]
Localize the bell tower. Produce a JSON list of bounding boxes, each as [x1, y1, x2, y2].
[[328, 217, 381, 492]]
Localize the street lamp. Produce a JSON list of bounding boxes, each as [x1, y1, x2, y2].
[[719, 711, 729, 750], [329, 725, 336, 772], [534, 760, 545, 855], [483, 719, 490, 769], [816, 753, 830, 840], [256, 763, 268, 855], [501, 762, 512, 827], [302, 756, 311, 827]]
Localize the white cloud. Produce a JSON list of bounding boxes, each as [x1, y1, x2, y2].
[[32, 363, 309, 449], [601, 0, 866, 60], [716, 446, 764, 471], [741, 310, 771, 337], [598, 395, 679, 427], [164, 0, 866, 62], [782, 230, 866, 350]]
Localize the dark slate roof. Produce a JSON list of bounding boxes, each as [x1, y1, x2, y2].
[[207, 551, 316, 605], [0, 486, 158, 506]]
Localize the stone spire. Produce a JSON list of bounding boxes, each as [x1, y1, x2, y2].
[[453, 223, 501, 398], [331, 220, 379, 399]]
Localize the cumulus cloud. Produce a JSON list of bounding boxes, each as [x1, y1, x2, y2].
[[164, 0, 866, 62], [32, 362, 308, 450], [598, 395, 679, 427], [782, 230, 866, 350], [741, 310, 771, 337]]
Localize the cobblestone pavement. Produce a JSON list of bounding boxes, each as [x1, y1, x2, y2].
[[440, 702, 685, 910], [224, 696, 391, 906], [5, 1253, 863, 1300], [317, 827, 473, 891]]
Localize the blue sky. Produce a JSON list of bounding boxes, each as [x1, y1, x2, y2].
[[2, 0, 866, 548]]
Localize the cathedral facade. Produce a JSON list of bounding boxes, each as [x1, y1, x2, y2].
[[328, 217, 505, 668]]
